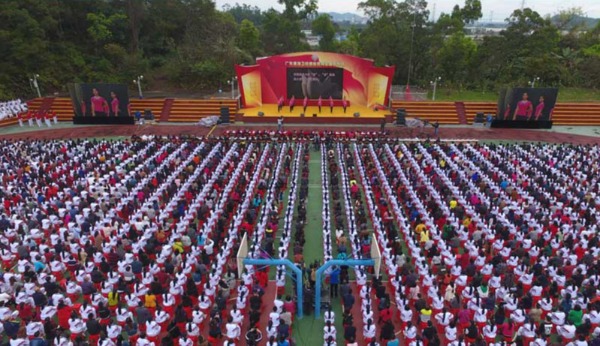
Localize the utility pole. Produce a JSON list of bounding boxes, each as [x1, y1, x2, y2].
[[30, 74, 41, 98]]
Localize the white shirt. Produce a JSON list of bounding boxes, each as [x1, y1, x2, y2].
[[225, 322, 241, 339]]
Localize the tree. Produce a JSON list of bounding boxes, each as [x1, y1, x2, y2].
[[459, 0, 482, 24], [278, 0, 318, 21], [312, 14, 337, 51], [358, 0, 430, 84], [261, 9, 309, 54], [238, 19, 261, 59], [338, 26, 361, 56], [436, 33, 477, 86], [224, 3, 265, 25], [554, 7, 585, 31]]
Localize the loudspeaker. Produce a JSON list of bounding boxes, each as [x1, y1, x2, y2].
[[300, 113, 305, 117], [312, 114, 317, 117], [258, 111, 264, 117], [474, 112, 485, 123], [396, 108, 406, 126], [220, 107, 230, 123], [353, 112, 360, 117]]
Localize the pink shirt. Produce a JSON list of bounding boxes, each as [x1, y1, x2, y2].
[[289, 97, 295, 107], [329, 97, 334, 106], [534, 102, 544, 117], [303, 97, 308, 107], [515, 100, 532, 116], [111, 98, 119, 114], [91, 96, 106, 112], [318, 97, 322, 106]]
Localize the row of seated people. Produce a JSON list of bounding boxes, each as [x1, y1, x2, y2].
[[0, 138, 307, 345], [355, 141, 598, 345]]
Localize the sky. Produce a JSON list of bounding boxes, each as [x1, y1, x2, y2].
[[215, 0, 600, 22]]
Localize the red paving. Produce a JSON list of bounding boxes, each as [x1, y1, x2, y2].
[[0, 123, 598, 145]]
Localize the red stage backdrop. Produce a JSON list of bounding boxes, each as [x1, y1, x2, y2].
[[235, 52, 395, 109]]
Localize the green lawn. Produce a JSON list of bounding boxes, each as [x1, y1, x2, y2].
[[430, 87, 600, 102]]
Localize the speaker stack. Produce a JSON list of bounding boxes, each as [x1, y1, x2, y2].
[[395, 108, 407, 126], [220, 107, 230, 124]]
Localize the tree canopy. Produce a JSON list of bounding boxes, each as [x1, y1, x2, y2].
[[1, 0, 599, 99]]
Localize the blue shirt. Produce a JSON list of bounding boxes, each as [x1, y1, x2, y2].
[[387, 339, 400, 346], [330, 269, 340, 285]]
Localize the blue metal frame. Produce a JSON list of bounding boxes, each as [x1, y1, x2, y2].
[[314, 259, 375, 318], [243, 258, 305, 318]]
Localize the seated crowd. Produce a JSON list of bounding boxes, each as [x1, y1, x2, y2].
[[0, 137, 309, 346], [347, 140, 599, 346], [0, 132, 598, 346]]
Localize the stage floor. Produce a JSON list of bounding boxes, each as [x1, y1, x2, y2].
[[240, 104, 391, 124]]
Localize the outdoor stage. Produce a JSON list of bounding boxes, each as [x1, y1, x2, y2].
[[238, 104, 393, 124]]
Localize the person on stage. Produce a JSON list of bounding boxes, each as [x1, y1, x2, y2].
[[534, 96, 545, 121], [303, 96, 308, 114], [278, 96, 284, 113], [318, 96, 322, 113], [512, 92, 533, 121], [91, 88, 109, 117], [342, 97, 347, 114], [289, 96, 295, 112], [329, 96, 334, 114], [110, 92, 120, 117]]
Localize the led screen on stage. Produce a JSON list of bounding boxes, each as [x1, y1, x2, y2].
[[69, 83, 130, 117], [286, 68, 344, 99], [498, 87, 558, 121]]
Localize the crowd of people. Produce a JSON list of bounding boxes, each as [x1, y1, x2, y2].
[[347, 140, 599, 346], [0, 132, 597, 346], [0, 100, 27, 122]]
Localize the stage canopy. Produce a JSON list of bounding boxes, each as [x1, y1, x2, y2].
[[235, 52, 395, 109]]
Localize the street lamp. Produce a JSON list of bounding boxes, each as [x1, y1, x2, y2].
[[29, 74, 41, 98], [227, 76, 238, 99], [529, 76, 540, 88], [430, 77, 441, 101], [133, 75, 144, 99]]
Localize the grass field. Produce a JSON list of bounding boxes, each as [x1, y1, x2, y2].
[[430, 87, 600, 102]]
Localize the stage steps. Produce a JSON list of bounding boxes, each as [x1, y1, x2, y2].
[[391, 101, 460, 124], [160, 99, 175, 122], [51, 98, 76, 121], [454, 102, 468, 125], [168, 99, 237, 122]]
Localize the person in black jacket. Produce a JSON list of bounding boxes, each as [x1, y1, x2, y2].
[[344, 323, 356, 342], [380, 319, 395, 341]]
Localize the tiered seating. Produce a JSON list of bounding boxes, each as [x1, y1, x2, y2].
[[27, 97, 45, 112], [463, 102, 497, 124], [129, 99, 164, 120], [51, 97, 77, 121], [552, 103, 600, 125], [168, 99, 237, 122], [391, 101, 460, 124]]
